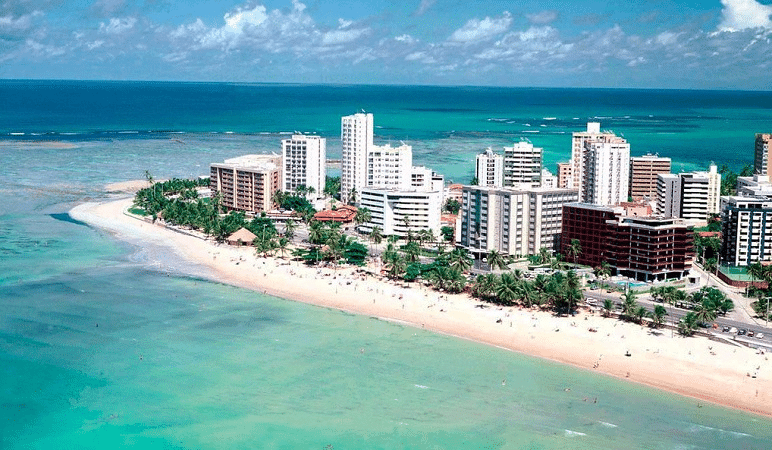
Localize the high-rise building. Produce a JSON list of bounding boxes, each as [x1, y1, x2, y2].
[[721, 195, 772, 266], [570, 122, 630, 205], [656, 164, 721, 222], [458, 185, 579, 258], [341, 112, 374, 202], [556, 162, 572, 188], [281, 134, 326, 200], [504, 141, 542, 188], [367, 143, 412, 191], [561, 203, 694, 281], [570, 122, 602, 189], [476, 147, 504, 187], [210, 155, 281, 213], [754, 133, 772, 176], [582, 139, 630, 205], [629, 153, 671, 200]]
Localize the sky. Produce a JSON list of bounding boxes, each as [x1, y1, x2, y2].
[[1, 0, 772, 89]]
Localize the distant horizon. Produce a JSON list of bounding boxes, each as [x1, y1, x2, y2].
[[2, 78, 772, 94]]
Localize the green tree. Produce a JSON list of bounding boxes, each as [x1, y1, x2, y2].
[[487, 249, 508, 271], [567, 239, 582, 264], [355, 207, 372, 232], [283, 219, 296, 240], [440, 226, 455, 243], [448, 248, 473, 273], [651, 305, 668, 328], [678, 312, 700, 336], [443, 198, 462, 214], [602, 299, 614, 318], [621, 290, 639, 321], [496, 272, 520, 306]]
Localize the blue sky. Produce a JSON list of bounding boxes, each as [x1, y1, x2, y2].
[[1, 0, 771, 89]]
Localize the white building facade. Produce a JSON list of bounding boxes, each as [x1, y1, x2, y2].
[[458, 185, 579, 258], [476, 147, 504, 187], [721, 195, 772, 266], [504, 141, 542, 188], [582, 139, 630, 206], [281, 134, 326, 200], [341, 112, 374, 202], [367, 143, 412, 191], [656, 164, 721, 221], [359, 188, 442, 238]]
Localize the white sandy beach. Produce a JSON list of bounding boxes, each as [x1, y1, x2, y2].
[[70, 194, 772, 417]]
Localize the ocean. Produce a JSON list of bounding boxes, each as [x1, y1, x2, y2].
[[2, 80, 771, 449]]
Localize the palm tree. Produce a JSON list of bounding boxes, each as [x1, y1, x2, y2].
[[538, 247, 551, 265], [678, 312, 700, 336], [487, 249, 508, 271], [403, 241, 421, 263], [651, 305, 667, 328], [634, 306, 649, 325], [602, 299, 614, 318], [567, 239, 582, 265], [385, 254, 407, 280], [283, 219, 296, 240], [276, 237, 289, 259], [693, 300, 717, 325], [496, 272, 520, 306], [748, 261, 765, 292], [354, 207, 371, 233], [621, 290, 638, 321], [370, 225, 383, 252], [448, 248, 473, 273]]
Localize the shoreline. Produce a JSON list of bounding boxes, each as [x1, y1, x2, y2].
[[69, 195, 772, 418]]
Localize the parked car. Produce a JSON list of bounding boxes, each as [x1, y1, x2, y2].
[[757, 333, 765, 340], [722, 326, 730, 332], [748, 330, 755, 338], [729, 327, 738, 334], [738, 329, 747, 336]]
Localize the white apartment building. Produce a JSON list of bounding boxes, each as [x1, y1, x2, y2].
[[458, 185, 579, 258], [540, 168, 557, 189], [504, 141, 542, 188], [754, 133, 772, 176], [737, 175, 772, 197], [210, 154, 281, 213], [359, 188, 442, 238], [476, 147, 504, 187], [367, 143, 412, 191], [656, 164, 721, 221], [582, 139, 630, 206], [281, 134, 326, 200], [341, 112, 374, 202], [571, 122, 630, 204], [721, 195, 772, 266], [410, 166, 444, 192]]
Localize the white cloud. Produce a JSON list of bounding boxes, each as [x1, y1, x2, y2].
[[99, 17, 136, 35], [526, 10, 558, 25], [321, 27, 368, 46], [718, 0, 772, 32], [0, 11, 42, 31], [415, 0, 436, 16], [449, 12, 512, 43], [199, 5, 269, 48], [338, 18, 353, 28], [395, 34, 417, 44]]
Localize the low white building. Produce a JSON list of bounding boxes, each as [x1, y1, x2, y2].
[[359, 188, 442, 238]]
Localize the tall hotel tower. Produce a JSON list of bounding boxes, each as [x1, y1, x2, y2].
[[341, 112, 374, 203], [281, 135, 326, 200]]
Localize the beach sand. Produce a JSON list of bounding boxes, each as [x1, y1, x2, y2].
[[70, 195, 772, 417]]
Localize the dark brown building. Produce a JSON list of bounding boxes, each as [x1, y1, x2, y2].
[[561, 203, 694, 281]]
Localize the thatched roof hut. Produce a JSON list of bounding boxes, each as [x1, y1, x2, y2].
[[227, 228, 256, 246]]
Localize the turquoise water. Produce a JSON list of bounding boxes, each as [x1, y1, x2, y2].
[[2, 82, 772, 448]]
